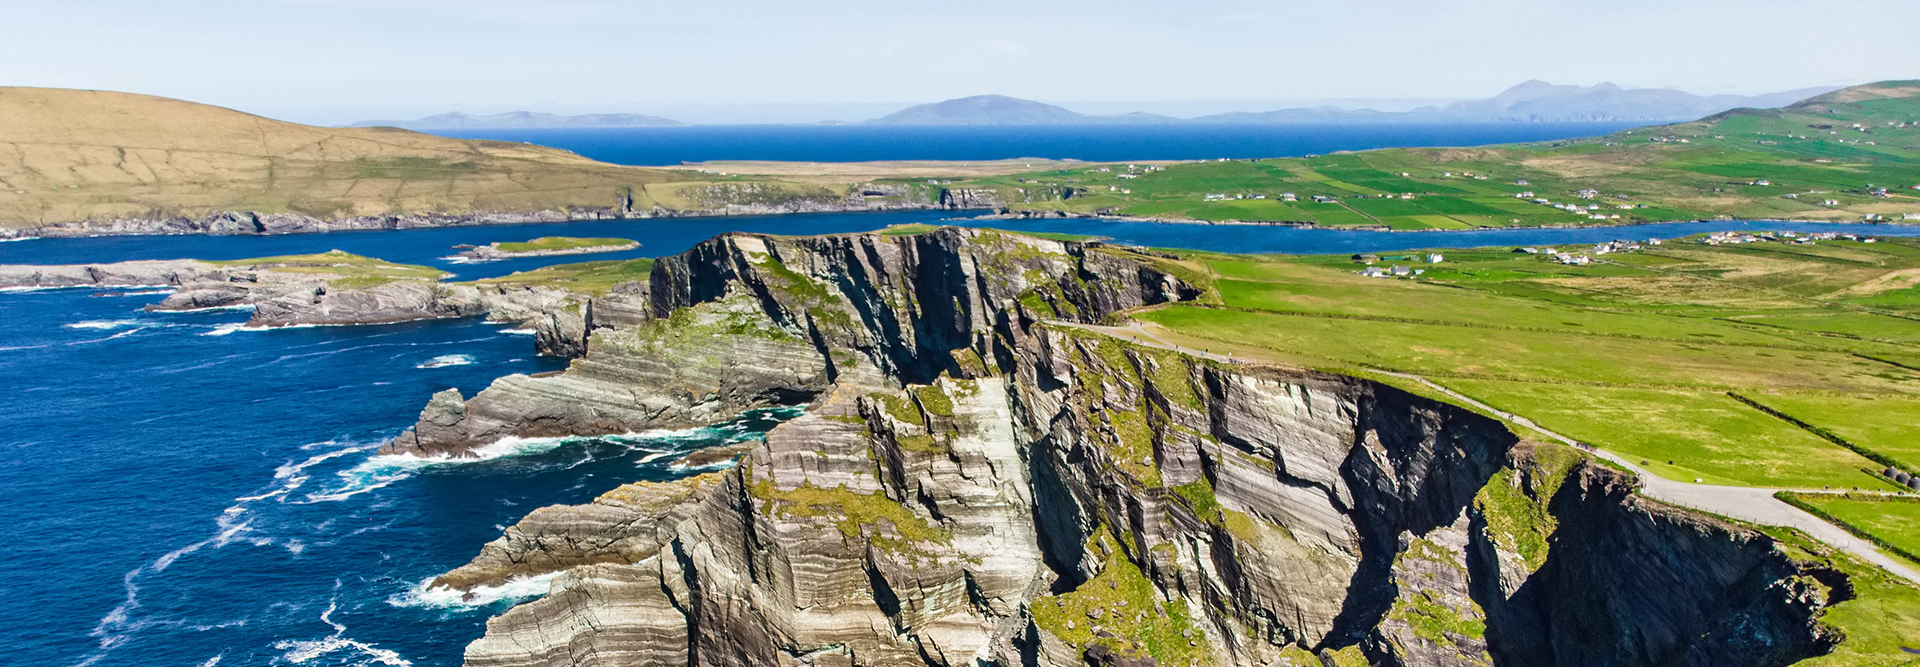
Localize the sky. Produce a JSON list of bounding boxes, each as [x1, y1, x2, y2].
[[2, 0, 1914, 125]]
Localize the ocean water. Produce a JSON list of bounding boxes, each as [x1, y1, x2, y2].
[[423, 122, 1646, 165], [8, 210, 1920, 667]]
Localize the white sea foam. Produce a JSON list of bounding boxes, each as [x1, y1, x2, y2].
[[68, 319, 144, 330], [304, 436, 567, 503], [0, 235, 38, 242], [415, 354, 475, 369], [272, 597, 411, 666], [498, 328, 537, 336], [200, 320, 290, 336], [388, 571, 562, 610], [105, 289, 176, 297], [0, 285, 88, 293]]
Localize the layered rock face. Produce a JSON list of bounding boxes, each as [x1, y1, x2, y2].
[[386, 229, 1192, 457], [411, 228, 1849, 667]]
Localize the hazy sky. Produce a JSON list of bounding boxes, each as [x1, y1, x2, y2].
[[2, 0, 1913, 124]]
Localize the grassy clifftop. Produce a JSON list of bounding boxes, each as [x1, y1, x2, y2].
[[944, 81, 1920, 229], [0, 88, 887, 229]]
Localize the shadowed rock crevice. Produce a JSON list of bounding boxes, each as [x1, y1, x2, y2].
[[415, 228, 1844, 667]]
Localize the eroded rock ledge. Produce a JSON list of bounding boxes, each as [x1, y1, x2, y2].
[[0, 253, 646, 356], [407, 228, 1843, 667]]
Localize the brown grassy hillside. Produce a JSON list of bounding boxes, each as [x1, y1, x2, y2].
[[0, 87, 737, 227]]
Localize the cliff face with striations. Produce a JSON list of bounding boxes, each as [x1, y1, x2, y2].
[[409, 228, 1845, 667]]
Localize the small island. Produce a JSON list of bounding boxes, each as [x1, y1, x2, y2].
[[454, 236, 639, 262]]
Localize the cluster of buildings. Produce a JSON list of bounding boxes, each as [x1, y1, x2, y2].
[[1699, 231, 1875, 246], [1353, 253, 1443, 279], [1514, 239, 1659, 265], [1512, 190, 1644, 220]]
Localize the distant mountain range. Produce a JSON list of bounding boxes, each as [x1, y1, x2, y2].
[[865, 82, 1844, 126], [352, 81, 1847, 129], [349, 111, 684, 130], [864, 95, 1182, 125]]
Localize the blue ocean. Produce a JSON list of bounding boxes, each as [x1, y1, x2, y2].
[[6, 207, 1920, 667], [421, 122, 1644, 165]]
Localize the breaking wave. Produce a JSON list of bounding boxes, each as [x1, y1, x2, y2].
[[415, 354, 475, 369], [271, 594, 411, 666], [67, 319, 144, 330], [388, 572, 562, 610], [76, 441, 376, 667]]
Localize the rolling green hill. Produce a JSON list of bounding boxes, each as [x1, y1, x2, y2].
[[942, 81, 1920, 229], [0, 88, 935, 231]]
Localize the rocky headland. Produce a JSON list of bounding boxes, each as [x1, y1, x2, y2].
[[0, 186, 1002, 240], [0, 251, 645, 355], [386, 227, 1852, 667]]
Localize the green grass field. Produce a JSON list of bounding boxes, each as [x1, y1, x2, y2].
[[473, 258, 655, 295], [928, 81, 1920, 229], [213, 250, 448, 287], [1442, 380, 1889, 489], [1795, 495, 1920, 565], [1131, 232, 1920, 494], [1746, 394, 1920, 470]]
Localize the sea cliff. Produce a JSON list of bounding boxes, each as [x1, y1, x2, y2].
[[398, 228, 1845, 667]]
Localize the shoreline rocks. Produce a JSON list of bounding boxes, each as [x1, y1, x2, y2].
[[0, 257, 634, 355]]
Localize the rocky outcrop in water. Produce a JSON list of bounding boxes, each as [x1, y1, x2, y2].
[[0, 259, 233, 288], [0, 256, 626, 350], [410, 228, 1849, 667], [455, 240, 641, 262]]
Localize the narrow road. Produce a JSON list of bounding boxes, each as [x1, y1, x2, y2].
[[1047, 319, 1920, 585]]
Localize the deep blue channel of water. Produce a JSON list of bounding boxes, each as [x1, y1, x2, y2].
[[7, 210, 1920, 667], [424, 122, 1645, 165]]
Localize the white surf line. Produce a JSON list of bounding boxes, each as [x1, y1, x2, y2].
[[1045, 318, 1920, 585]]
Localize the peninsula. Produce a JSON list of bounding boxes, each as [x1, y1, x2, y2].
[[1, 82, 1915, 239], [6, 224, 1920, 665]]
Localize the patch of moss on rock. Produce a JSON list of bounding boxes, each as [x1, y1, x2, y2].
[[1473, 443, 1583, 570], [750, 478, 951, 557], [1029, 527, 1208, 667]]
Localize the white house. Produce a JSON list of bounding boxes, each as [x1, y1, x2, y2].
[[1427, 254, 1444, 263]]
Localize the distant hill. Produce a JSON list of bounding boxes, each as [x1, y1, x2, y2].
[[943, 80, 1920, 227], [871, 83, 1848, 126], [0, 87, 726, 229], [350, 111, 685, 130], [1194, 81, 1843, 123], [1408, 80, 1842, 122], [865, 95, 1179, 126]]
